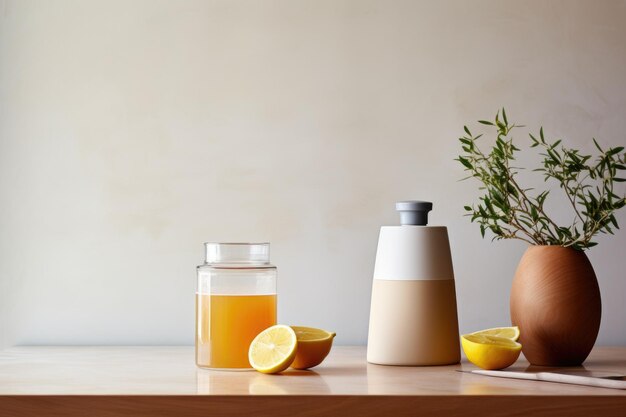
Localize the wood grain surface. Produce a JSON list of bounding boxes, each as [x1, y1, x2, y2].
[[511, 246, 602, 366], [1, 395, 626, 417], [0, 346, 625, 416]]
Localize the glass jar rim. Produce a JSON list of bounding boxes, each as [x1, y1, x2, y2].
[[204, 242, 271, 264], [203, 241, 270, 245]]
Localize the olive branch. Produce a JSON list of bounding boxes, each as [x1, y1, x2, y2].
[[457, 109, 626, 250]]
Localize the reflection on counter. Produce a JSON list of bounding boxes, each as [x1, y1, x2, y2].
[[196, 369, 331, 395], [366, 362, 462, 395]]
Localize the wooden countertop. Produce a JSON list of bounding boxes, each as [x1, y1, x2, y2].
[[1, 346, 625, 416]]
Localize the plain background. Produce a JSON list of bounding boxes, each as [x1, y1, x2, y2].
[[1, 0, 625, 348]]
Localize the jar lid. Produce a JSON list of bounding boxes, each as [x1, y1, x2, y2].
[[204, 242, 270, 264]]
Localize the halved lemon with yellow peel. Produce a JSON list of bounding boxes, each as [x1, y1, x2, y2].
[[248, 325, 298, 374], [471, 326, 520, 341], [290, 326, 336, 370], [461, 334, 522, 370]]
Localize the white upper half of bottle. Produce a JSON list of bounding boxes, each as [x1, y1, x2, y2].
[[373, 225, 455, 281]]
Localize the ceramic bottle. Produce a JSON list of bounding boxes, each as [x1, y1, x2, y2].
[[367, 201, 460, 365]]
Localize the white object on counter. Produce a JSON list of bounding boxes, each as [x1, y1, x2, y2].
[[468, 369, 626, 390]]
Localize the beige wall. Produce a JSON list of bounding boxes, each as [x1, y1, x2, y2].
[[1, 0, 625, 348]]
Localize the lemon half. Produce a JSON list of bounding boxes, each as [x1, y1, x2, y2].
[[471, 326, 520, 341], [461, 333, 522, 370], [290, 326, 336, 370], [249, 325, 298, 374]]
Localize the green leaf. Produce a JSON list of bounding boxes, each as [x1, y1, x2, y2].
[[502, 108, 508, 125], [458, 157, 473, 169], [547, 148, 560, 163], [492, 189, 504, 204], [464, 126, 471, 136], [593, 138, 603, 152], [478, 120, 494, 126], [530, 206, 538, 221], [537, 191, 549, 206], [520, 219, 534, 228]]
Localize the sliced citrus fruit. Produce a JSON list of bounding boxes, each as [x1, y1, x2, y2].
[[248, 325, 298, 374], [471, 326, 520, 341], [461, 333, 522, 370], [290, 326, 336, 370]]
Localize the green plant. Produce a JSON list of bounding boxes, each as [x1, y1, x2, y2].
[[457, 109, 626, 250]]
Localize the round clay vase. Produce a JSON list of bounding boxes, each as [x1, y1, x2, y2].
[[510, 245, 601, 366]]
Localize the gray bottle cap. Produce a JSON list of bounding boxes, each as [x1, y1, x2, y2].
[[395, 201, 433, 226]]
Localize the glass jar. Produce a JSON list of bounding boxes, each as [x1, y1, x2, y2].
[[196, 242, 277, 369]]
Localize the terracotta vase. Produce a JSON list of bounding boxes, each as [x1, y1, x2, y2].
[[510, 245, 601, 366]]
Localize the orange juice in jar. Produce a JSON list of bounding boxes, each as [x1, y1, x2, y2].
[[196, 243, 277, 369]]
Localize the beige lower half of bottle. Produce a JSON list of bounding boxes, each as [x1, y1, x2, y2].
[[367, 279, 461, 365]]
